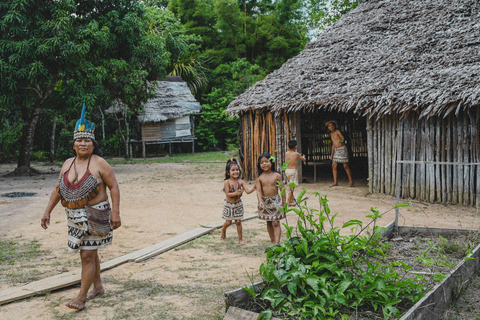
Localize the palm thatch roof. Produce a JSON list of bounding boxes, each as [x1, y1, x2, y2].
[[227, 0, 480, 119], [138, 77, 201, 123]]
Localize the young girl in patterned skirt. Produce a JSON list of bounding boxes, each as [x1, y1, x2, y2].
[[255, 152, 286, 245], [221, 158, 255, 245]]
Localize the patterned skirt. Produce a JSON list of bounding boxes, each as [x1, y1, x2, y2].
[[222, 199, 244, 220], [258, 194, 286, 221], [65, 201, 113, 253], [332, 146, 349, 163]]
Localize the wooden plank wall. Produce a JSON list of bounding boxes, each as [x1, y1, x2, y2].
[[239, 111, 296, 181], [369, 110, 479, 207]]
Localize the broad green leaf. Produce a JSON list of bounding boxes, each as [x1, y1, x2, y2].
[[342, 220, 363, 228]]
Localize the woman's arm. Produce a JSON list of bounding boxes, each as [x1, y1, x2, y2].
[[41, 161, 70, 230], [41, 185, 61, 230], [100, 159, 121, 230]]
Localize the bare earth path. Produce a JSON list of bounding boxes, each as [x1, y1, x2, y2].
[[0, 160, 479, 319]]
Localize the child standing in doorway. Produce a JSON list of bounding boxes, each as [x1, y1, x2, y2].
[[255, 153, 286, 245], [221, 158, 255, 245], [285, 139, 306, 206], [327, 120, 354, 187]]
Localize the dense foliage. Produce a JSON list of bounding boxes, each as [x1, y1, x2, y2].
[[0, 0, 360, 167], [245, 188, 428, 319]]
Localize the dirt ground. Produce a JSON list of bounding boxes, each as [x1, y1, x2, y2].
[[0, 158, 479, 319]]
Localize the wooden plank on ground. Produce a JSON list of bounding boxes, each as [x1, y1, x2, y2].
[[134, 227, 215, 262], [0, 270, 82, 305], [0, 221, 229, 305]]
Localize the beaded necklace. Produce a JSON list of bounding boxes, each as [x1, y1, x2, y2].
[[58, 156, 100, 208]]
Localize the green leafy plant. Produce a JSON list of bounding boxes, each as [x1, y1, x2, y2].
[[244, 193, 428, 319]]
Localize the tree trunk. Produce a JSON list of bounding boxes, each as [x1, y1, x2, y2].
[[115, 113, 129, 158], [124, 109, 130, 158], [15, 105, 42, 175], [50, 115, 58, 163]]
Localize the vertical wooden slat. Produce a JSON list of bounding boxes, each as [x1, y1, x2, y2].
[[373, 117, 382, 193], [428, 118, 435, 202], [242, 115, 247, 179], [380, 118, 385, 193], [446, 115, 453, 203], [402, 117, 410, 198], [457, 116, 463, 204], [441, 117, 447, 204], [470, 109, 478, 207], [395, 116, 403, 199], [391, 115, 398, 197], [452, 116, 459, 204], [384, 117, 390, 194], [463, 113, 470, 205], [435, 117, 442, 203], [476, 107, 480, 209], [285, 111, 290, 141], [367, 117, 374, 194], [470, 110, 476, 206], [419, 117, 426, 201], [409, 115, 417, 199]]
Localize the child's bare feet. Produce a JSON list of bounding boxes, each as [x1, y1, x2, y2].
[[238, 240, 246, 245], [86, 286, 105, 300], [348, 182, 354, 187], [65, 299, 85, 310], [330, 183, 338, 187], [221, 229, 226, 240]]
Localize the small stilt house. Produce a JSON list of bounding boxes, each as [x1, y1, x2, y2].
[[137, 76, 202, 157], [227, 0, 480, 208]]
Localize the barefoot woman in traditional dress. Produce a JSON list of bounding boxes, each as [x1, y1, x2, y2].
[[41, 104, 121, 310]]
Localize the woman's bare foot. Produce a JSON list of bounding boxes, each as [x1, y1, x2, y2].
[[86, 286, 105, 300], [348, 182, 354, 187], [330, 183, 338, 187], [221, 229, 226, 240], [65, 299, 85, 310], [238, 240, 246, 245]]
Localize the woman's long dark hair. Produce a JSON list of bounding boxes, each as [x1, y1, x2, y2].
[[225, 158, 241, 180], [71, 139, 103, 157], [257, 152, 276, 177]]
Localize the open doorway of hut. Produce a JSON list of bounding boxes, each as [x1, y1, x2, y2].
[[299, 110, 369, 185]]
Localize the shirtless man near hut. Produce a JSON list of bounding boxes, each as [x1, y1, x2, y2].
[[327, 121, 354, 187]]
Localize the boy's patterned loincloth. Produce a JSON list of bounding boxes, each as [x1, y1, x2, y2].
[[258, 194, 285, 221], [285, 169, 298, 186], [332, 146, 349, 163], [222, 199, 244, 220], [65, 200, 113, 252]]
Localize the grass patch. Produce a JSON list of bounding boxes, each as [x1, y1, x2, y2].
[[83, 278, 227, 320], [0, 240, 52, 285], [106, 151, 235, 165]]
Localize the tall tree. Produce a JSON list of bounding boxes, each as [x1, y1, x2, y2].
[[0, 0, 169, 172]]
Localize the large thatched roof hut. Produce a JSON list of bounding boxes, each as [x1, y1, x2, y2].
[[136, 76, 201, 156], [227, 0, 480, 207]]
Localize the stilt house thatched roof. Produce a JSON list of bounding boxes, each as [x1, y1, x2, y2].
[[227, 0, 480, 119], [138, 76, 201, 123]]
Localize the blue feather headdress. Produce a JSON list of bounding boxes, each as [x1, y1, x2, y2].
[[73, 103, 95, 140]]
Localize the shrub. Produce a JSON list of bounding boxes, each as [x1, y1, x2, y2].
[[245, 192, 427, 319]]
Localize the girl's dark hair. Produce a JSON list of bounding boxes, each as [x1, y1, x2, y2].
[[71, 139, 103, 157], [257, 152, 276, 177], [225, 158, 240, 180]]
